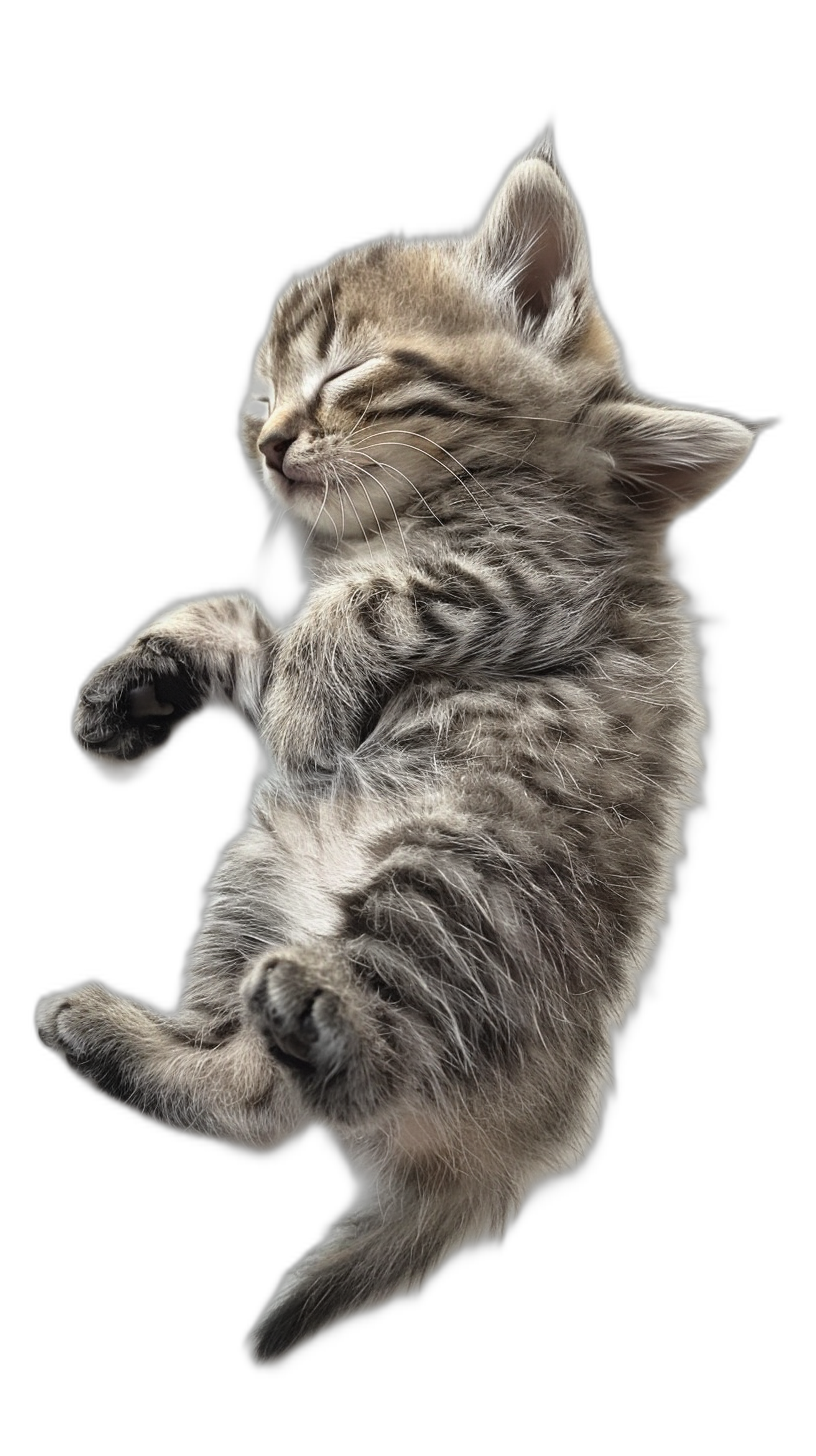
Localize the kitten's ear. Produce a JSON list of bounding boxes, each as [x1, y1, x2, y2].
[[471, 135, 591, 350], [594, 399, 756, 519]]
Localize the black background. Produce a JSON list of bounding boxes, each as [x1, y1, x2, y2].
[[27, 39, 792, 1438]]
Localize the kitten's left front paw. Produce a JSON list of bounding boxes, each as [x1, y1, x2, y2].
[[74, 638, 204, 761]]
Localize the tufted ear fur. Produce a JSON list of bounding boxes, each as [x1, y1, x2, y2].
[[471, 134, 591, 351], [594, 398, 756, 520]]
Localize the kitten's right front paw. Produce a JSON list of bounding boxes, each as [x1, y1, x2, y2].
[[74, 638, 205, 760]]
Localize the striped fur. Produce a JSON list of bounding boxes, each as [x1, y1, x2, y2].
[[36, 136, 754, 1357]]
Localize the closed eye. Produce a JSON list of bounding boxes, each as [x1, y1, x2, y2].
[[319, 357, 385, 394], [322, 367, 355, 387]]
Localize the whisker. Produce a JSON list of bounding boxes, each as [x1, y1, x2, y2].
[[351, 460, 409, 554], [346, 385, 376, 444], [357, 431, 495, 522], [344, 464, 390, 554], [302, 474, 336, 550], [330, 463, 347, 541], [503, 413, 578, 424], [333, 464, 376, 559], [350, 449, 445, 527], [259, 512, 291, 556], [357, 426, 495, 496]]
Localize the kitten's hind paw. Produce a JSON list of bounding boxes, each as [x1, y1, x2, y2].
[[73, 638, 204, 760], [34, 990, 73, 1050], [34, 984, 120, 1089], [242, 948, 395, 1121], [243, 952, 340, 1076]]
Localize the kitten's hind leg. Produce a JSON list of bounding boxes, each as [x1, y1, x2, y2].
[[36, 825, 308, 1141], [35, 983, 304, 1146], [251, 1179, 503, 1359]]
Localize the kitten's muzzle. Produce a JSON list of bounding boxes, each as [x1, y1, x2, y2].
[[260, 434, 323, 491]]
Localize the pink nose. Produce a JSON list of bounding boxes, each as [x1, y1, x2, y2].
[[259, 434, 295, 471]]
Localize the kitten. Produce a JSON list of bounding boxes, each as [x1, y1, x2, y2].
[[36, 134, 754, 1358]]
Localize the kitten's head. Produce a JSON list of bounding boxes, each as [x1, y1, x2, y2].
[[243, 136, 753, 542]]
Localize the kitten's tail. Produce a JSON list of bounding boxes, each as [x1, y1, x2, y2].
[[251, 1184, 502, 1359]]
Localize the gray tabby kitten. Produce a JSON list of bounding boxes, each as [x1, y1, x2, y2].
[[36, 136, 753, 1358]]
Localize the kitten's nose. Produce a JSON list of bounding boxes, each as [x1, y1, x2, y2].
[[259, 433, 295, 472]]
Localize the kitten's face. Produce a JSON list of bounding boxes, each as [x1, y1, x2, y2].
[[245, 239, 570, 541], [242, 145, 752, 541]]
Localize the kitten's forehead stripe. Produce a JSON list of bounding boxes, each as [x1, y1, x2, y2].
[[276, 279, 339, 352], [314, 309, 336, 361]]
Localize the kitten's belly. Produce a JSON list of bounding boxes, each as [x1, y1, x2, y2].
[[252, 663, 693, 953], [251, 786, 405, 942]]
